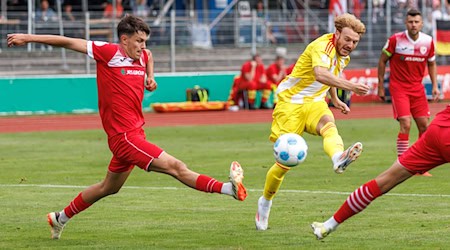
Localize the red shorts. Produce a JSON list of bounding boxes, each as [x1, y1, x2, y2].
[[107, 128, 164, 173], [238, 79, 257, 90], [258, 82, 272, 90], [399, 124, 450, 174], [390, 87, 430, 119]]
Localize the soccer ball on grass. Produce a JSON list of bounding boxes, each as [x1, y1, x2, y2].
[[273, 133, 308, 167]]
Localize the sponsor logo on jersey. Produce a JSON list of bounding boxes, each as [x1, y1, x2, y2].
[[401, 56, 425, 62], [122, 69, 145, 76]]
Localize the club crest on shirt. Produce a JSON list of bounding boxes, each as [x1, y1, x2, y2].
[[420, 46, 427, 55]]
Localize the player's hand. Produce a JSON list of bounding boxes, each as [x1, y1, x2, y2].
[[7, 33, 29, 47], [352, 82, 369, 96], [377, 81, 386, 101], [377, 85, 385, 101], [145, 77, 157, 92], [250, 61, 257, 67], [331, 98, 350, 114], [432, 87, 440, 102]]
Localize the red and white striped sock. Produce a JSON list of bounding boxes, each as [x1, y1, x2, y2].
[[63, 192, 92, 220], [333, 179, 382, 224], [195, 175, 224, 193], [397, 133, 409, 156]]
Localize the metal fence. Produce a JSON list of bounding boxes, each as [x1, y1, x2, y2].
[[0, 6, 448, 75]]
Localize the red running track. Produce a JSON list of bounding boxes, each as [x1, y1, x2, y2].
[[0, 102, 446, 133]]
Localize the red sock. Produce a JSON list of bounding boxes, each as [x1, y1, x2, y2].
[[63, 193, 92, 218], [195, 175, 223, 193], [397, 133, 409, 156], [333, 179, 382, 223]]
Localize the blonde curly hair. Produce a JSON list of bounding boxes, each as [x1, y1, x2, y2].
[[334, 13, 366, 36]]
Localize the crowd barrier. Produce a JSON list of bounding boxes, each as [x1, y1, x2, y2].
[[0, 67, 448, 115]]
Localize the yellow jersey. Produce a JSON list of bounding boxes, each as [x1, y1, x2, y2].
[[277, 33, 350, 104]]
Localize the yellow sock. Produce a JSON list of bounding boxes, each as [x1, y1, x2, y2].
[[320, 122, 344, 158], [247, 90, 257, 103], [263, 163, 290, 200]]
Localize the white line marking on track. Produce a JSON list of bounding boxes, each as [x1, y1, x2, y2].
[[1, 184, 450, 198]]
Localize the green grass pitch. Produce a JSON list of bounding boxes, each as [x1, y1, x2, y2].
[[1, 118, 449, 249]]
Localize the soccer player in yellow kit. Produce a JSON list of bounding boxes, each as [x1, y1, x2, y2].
[[255, 13, 370, 231]]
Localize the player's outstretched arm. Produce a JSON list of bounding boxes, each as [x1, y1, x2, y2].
[[7, 34, 87, 54], [313, 66, 369, 95]]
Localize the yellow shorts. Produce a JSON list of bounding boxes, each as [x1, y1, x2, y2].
[[269, 100, 334, 142]]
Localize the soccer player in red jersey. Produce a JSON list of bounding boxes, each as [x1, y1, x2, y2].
[[311, 105, 450, 240], [7, 15, 247, 240], [239, 53, 267, 109], [377, 9, 440, 177], [265, 55, 287, 108], [285, 63, 295, 76]]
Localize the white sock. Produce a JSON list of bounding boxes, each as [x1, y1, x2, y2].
[[221, 182, 232, 195], [332, 152, 343, 164], [259, 196, 272, 207], [323, 216, 339, 231], [58, 210, 70, 224]]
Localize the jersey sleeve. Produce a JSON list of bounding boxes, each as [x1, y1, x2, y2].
[[241, 62, 251, 74], [428, 40, 436, 62], [266, 65, 275, 77], [382, 35, 396, 57], [310, 42, 332, 69], [87, 41, 117, 63]]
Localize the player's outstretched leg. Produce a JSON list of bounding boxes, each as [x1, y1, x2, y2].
[[47, 212, 65, 239], [229, 161, 247, 201], [333, 142, 363, 174], [255, 196, 272, 230]]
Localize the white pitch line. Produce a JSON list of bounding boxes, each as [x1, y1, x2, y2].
[[1, 183, 450, 198]]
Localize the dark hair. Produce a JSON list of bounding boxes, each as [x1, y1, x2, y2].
[[117, 15, 151, 38], [407, 9, 422, 17]]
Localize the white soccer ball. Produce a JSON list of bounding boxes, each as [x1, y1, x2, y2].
[[273, 133, 308, 167]]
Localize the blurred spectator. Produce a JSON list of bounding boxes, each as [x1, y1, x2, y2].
[[266, 22, 287, 44], [103, 0, 124, 18], [231, 53, 266, 110], [36, 0, 57, 22], [425, 0, 449, 32], [432, 0, 450, 19], [265, 54, 286, 108], [132, 0, 148, 17], [352, 0, 366, 19], [266, 22, 277, 44], [373, 0, 385, 23], [256, 0, 265, 18], [393, 0, 407, 24], [88, 0, 108, 18], [35, 0, 58, 51], [63, 0, 82, 21]]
